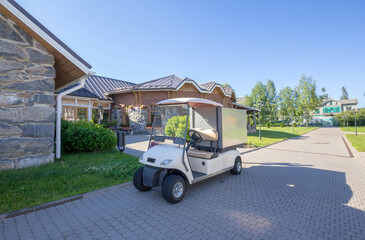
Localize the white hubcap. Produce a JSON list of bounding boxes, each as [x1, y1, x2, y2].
[[237, 162, 241, 172], [173, 182, 184, 198]]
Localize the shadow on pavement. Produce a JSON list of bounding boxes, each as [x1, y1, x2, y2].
[[179, 163, 365, 239]]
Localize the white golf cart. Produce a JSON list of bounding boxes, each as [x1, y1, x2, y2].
[[133, 98, 247, 203]]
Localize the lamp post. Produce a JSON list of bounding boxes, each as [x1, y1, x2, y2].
[[353, 109, 357, 136], [292, 111, 294, 133]]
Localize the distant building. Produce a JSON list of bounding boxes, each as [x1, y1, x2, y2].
[[314, 98, 358, 116], [312, 98, 358, 126]]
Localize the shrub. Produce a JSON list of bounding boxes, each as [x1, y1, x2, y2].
[[111, 119, 117, 126], [61, 120, 116, 153], [165, 116, 190, 140], [294, 122, 297, 127], [280, 122, 284, 128], [266, 122, 270, 128]]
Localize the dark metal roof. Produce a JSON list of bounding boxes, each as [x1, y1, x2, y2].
[[57, 75, 135, 100], [129, 75, 184, 90], [7, 0, 92, 69], [107, 75, 236, 98]]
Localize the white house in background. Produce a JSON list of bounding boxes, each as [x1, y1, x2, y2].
[[314, 98, 358, 116]]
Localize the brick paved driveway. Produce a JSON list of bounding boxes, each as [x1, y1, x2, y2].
[[1, 128, 365, 239]]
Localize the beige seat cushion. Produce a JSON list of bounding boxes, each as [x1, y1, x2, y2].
[[187, 148, 215, 159], [190, 128, 218, 141]]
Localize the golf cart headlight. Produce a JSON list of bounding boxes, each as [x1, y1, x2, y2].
[[160, 159, 173, 165]]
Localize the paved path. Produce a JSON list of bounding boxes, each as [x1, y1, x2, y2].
[[2, 128, 365, 239]]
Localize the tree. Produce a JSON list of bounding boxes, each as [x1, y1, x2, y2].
[[266, 79, 278, 123], [222, 83, 232, 88], [340, 86, 349, 100], [247, 81, 269, 123], [295, 75, 319, 125], [320, 87, 329, 101], [279, 87, 296, 126]]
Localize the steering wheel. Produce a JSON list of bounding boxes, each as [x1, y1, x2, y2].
[[188, 130, 203, 143]]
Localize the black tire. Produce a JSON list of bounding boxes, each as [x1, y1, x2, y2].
[[230, 157, 242, 175], [133, 167, 152, 191], [162, 174, 186, 203]]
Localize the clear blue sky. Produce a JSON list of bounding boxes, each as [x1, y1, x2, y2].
[[18, 0, 365, 107]]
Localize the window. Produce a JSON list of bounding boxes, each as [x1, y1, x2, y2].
[[100, 110, 110, 125], [315, 109, 319, 114], [92, 109, 100, 123], [150, 105, 161, 127], [63, 106, 75, 121], [62, 106, 88, 121], [77, 108, 88, 121]]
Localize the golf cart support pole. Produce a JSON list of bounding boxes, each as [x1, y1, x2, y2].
[[182, 104, 190, 172]]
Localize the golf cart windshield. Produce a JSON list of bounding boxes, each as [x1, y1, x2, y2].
[[150, 104, 189, 146]]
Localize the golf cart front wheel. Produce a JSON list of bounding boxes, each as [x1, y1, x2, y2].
[[162, 174, 186, 203], [133, 167, 152, 191], [230, 157, 242, 175]]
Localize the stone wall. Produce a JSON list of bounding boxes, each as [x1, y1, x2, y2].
[[127, 107, 148, 133], [0, 13, 55, 169]]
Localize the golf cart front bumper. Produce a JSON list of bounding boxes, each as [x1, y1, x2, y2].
[[143, 166, 167, 187]]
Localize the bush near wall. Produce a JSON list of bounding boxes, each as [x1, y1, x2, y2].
[[61, 119, 116, 153]]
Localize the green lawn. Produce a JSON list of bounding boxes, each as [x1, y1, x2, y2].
[[0, 151, 141, 214], [247, 127, 318, 147], [340, 126, 365, 133], [346, 134, 365, 152]]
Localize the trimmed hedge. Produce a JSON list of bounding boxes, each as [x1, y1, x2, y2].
[[61, 119, 116, 153]]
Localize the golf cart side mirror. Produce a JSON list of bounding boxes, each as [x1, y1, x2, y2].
[[117, 131, 126, 153]]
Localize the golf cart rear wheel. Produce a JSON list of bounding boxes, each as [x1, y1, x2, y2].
[[162, 174, 186, 203], [133, 167, 152, 191], [230, 157, 242, 175]]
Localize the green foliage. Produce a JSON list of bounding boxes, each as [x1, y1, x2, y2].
[[111, 119, 117, 126], [280, 122, 284, 128], [266, 122, 271, 128], [340, 86, 349, 100], [61, 120, 116, 153], [335, 109, 365, 127], [165, 116, 190, 140], [294, 122, 297, 127]]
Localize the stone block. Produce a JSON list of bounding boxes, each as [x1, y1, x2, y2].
[[13, 24, 33, 46], [16, 153, 54, 168], [0, 39, 26, 59], [0, 93, 24, 105], [26, 65, 56, 78], [0, 59, 25, 73], [25, 48, 54, 65], [0, 106, 55, 124], [19, 124, 54, 138], [0, 138, 54, 159], [0, 70, 29, 83], [33, 94, 56, 105], [2, 78, 55, 92], [0, 122, 22, 136], [0, 159, 15, 170], [0, 14, 24, 43]]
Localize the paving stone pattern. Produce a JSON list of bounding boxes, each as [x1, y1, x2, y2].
[[1, 128, 365, 239]]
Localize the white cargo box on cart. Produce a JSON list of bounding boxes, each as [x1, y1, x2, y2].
[[190, 107, 247, 152]]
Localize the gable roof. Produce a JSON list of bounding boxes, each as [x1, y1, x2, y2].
[[339, 99, 358, 105], [106, 74, 236, 99], [0, 0, 92, 88], [57, 75, 135, 100]]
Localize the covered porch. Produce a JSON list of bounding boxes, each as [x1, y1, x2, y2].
[[233, 103, 261, 134]]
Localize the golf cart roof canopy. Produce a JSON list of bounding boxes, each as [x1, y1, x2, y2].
[[157, 98, 223, 108]]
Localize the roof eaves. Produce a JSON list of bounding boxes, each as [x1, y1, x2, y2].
[[2, 0, 92, 72]]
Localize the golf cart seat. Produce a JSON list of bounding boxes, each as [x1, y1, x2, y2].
[[189, 128, 218, 141], [187, 148, 215, 159]]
